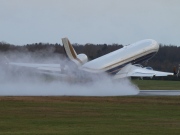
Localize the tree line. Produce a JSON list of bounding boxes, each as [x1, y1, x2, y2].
[[0, 41, 180, 80]]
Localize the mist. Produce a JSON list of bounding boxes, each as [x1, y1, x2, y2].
[[0, 52, 139, 96]]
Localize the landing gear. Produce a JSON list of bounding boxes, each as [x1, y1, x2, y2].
[[173, 64, 180, 77], [177, 64, 180, 77]]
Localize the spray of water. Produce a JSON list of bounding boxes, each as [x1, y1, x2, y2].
[[0, 52, 139, 96]]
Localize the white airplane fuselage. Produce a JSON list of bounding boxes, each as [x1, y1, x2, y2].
[[81, 39, 159, 74]]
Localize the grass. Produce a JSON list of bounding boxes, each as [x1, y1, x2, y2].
[[132, 80, 180, 90], [0, 96, 180, 135]]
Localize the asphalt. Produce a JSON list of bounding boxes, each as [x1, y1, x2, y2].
[[138, 90, 180, 96]]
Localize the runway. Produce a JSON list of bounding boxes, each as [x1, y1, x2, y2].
[[138, 90, 180, 96]]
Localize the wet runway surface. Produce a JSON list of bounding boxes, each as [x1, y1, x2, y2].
[[138, 90, 180, 96]]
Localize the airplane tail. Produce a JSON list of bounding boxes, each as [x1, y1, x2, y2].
[[62, 38, 88, 66]]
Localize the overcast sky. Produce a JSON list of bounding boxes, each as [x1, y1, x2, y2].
[[0, 0, 180, 45]]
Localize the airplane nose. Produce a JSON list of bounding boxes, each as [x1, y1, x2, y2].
[[152, 40, 159, 51]]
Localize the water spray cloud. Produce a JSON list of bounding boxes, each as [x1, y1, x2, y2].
[[0, 52, 139, 96]]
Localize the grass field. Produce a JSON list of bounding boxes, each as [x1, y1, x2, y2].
[[0, 96, 180, 135], [132, 80, 180, 90]]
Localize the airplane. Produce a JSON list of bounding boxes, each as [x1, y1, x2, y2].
[[5, 38, 174, 79], [62, 38, 174, 78]]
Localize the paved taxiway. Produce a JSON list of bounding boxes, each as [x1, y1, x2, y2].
[[138, 90, 180, 96]]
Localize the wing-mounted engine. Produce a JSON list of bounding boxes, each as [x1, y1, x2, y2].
[[62, 38, 88, 66]]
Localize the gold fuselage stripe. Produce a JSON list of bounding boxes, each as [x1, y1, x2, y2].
[[103, 49, 157, 71]]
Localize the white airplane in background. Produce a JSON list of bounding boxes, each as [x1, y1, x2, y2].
[[7, 38, 173, 79]]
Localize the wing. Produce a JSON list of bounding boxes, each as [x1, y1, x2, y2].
[[8, 62, 62, 72], [114, 64, 173, 79], [6, 62, 70, 77]]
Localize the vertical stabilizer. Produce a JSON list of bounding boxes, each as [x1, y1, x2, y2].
[[62, 38, 82, 66]]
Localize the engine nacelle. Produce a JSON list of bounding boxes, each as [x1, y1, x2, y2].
[[77, 54, 88, 64]]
